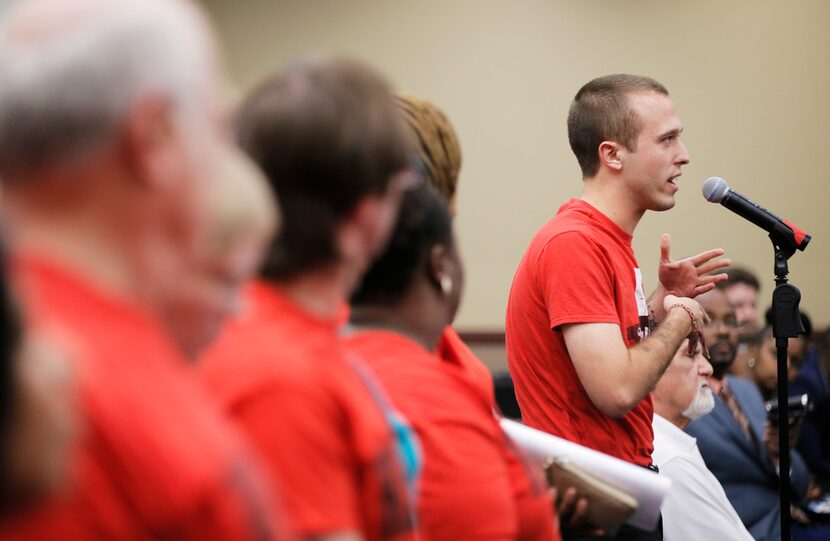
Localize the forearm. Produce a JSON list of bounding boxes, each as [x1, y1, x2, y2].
[[564, 303, 699, 418], [616, 308, 693, 409]]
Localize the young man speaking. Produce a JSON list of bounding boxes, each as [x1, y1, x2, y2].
[[507, 74, 729, 540]]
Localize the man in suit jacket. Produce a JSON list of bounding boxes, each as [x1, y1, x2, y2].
[[685, 288, 808, 541]]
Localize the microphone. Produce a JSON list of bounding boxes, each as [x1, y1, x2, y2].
[[701, 177, 811, 252]]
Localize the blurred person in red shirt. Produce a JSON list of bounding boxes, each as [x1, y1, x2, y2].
[[199, 58, 420, 541], [394, 94, 563, 539], [345, 183, 561, 541], [0, 0, 287, 538]]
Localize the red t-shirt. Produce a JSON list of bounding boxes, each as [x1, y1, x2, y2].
[[437, 326, 560, 541], [437, 325, 495, 405], [1, 255, 283, 540], [345, 330, 559, 541], [506, 199, 654, 467], [198, 282, 415, 541]]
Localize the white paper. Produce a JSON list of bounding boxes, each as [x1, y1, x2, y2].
[[501, 419, 671, 531]]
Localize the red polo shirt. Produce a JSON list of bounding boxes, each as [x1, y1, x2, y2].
[[346, 330, 559, 541], [199, 282, 415, 541], [437, 326, 560, 540]]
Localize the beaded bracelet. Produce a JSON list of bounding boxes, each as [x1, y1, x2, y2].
[[670, 303, 699, 333]]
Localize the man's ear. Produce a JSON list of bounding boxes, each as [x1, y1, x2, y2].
[[598, 140, 624, 172], [119, 94, 178, 190]]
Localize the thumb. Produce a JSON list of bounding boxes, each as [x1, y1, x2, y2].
[[659, 233, 672, 263]]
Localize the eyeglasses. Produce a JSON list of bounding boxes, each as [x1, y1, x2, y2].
[[701, 314, 739, 330], [686, 330, 710, 361]]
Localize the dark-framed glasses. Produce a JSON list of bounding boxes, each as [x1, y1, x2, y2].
[[702, 313, 739, 330]]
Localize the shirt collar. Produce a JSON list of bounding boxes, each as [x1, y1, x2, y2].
[[654, 413, 698, 453]]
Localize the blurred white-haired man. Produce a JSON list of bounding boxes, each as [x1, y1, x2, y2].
[[0, 0, 286, 538]]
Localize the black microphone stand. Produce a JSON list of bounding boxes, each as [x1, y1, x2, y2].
[[769, 233, 805, 541]]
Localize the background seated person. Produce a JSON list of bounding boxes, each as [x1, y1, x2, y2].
[[685, 288, 810, 541], [746, 324, 807, 402], [720, 267, 762, 381], [345, 183, 560, 541], [761, 306, 814, 386], [395, 93, 567, 536], [651, 331, 753, 540], [791, 329, 830, 490]]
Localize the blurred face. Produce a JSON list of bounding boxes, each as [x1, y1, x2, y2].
[[444, 234, 465, 325], [750, 331, 802, 394], [789, 336, 807, 382], [654, 334, 714, 422], [723, 283, 760, 339], [165, 228, 269, 360], [147, 40, 240, 328], [621, 92, 690, 213], [157, 29, 234, 274], [697, 289, 739, 375], [750, 332, 778, 394]]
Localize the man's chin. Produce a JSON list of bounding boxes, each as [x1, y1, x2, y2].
[[650, 197, 676, 212]]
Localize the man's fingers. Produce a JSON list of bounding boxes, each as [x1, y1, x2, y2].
[[558, 486, 578, 516], [694, 283, 716, 297], [548, 486, 559, 508], [696, 259, 731, 275], [696, 272, 728, 285], [687, 248, 725, 266], [565, 497, 589, 528], [659, 233, 672, 263]]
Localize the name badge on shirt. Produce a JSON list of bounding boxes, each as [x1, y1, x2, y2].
[[627, 268, 653, 343]]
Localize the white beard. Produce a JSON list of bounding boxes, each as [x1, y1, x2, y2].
[[682, 383, 715, 420]]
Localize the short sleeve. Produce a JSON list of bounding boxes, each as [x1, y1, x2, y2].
[[537, 231, 619, 330]]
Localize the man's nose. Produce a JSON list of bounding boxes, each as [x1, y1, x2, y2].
[[676, 141, 690, 165], [698, 355, 713, 377]]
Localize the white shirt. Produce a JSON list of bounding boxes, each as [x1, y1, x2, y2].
[[652, 414, 754, 541]]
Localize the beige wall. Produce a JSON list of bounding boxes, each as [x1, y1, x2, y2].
[[202, 0, 830, 330]]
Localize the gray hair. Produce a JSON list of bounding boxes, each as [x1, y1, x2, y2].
[[0, 0, 214, 178]]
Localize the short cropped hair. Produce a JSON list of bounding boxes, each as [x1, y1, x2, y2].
[[395, 94, 461, 203], [567, 74, 668, 178], [718, 266, 761, 291], [236, 57, 413, 280], [0, 0, 213, 178], [351, 184, 452, 307]]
